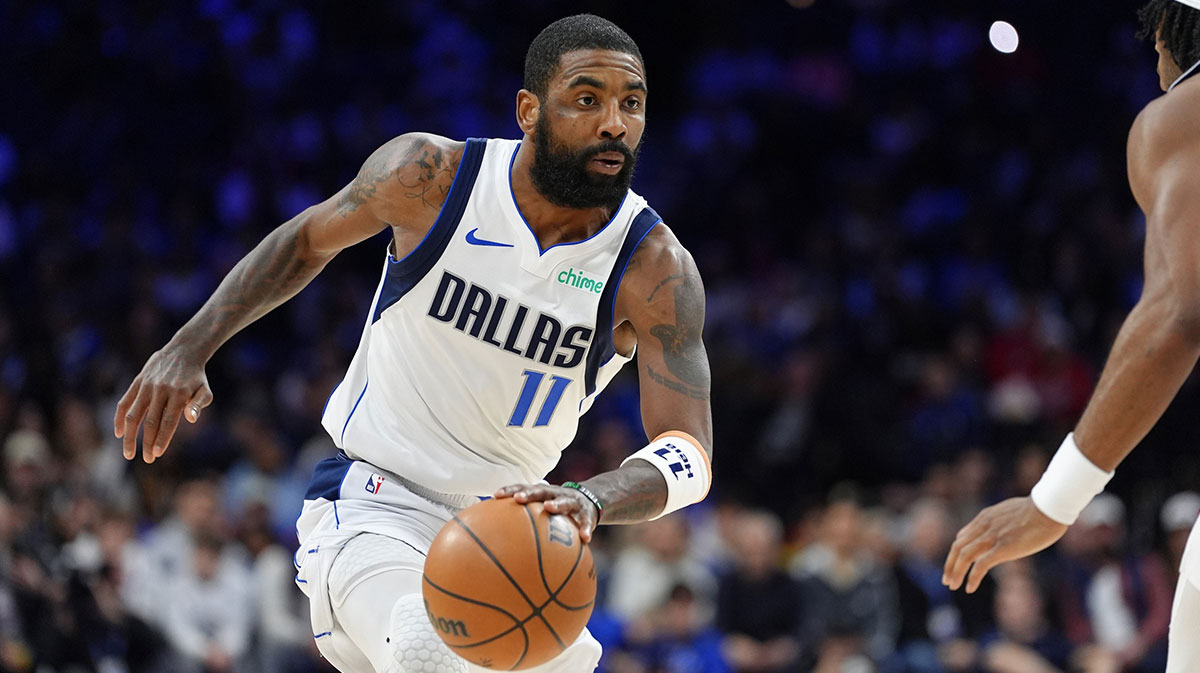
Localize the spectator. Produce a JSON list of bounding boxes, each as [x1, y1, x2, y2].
[[2, 432, 50, 532], [607, 515, 717, 624], [161, 533, 254, 673], [717, 509, 803, 673], [906, 356, 984, 474], [133, 479, 235, 626], [222, 410, 307, 542], [1057, 495, 1171, 673], [238, 503, 320, 673], [627, 584, 730, 673], [0, 492, 31, 673], [54, 394, 133, 512], [1160, 491, 1200, 577], [978, 569, 1073, 673], [891, 497, 979, 673], [789, 492, 900, 670], [94, 509, 172, 673]]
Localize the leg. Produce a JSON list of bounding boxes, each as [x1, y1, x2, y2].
[[1166, 575, 1200, 673], [329, 533, 600, 673], [329, 533, 467, 673]]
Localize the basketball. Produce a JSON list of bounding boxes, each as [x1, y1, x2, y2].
[[421, 497, 597, 670]]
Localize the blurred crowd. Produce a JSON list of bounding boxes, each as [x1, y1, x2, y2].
[[4, 0, 1200, 672], [584, 477, 1200, 673]]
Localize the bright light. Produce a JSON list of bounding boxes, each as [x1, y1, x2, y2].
[[989, 21, 1019, 54]]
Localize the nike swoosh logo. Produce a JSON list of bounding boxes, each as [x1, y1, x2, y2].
[[465, 228, 513, 248]]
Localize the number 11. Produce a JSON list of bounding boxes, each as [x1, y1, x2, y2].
[[508, 370, 571, 427]]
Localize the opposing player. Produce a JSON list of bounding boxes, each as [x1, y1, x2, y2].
[[943, 2, 1200, 670], [113, 14, 713, 673]]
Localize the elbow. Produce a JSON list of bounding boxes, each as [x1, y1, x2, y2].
[[289, 209, 336, 262], [1161, 289, 1200, 340], [1167, 298, 1200, 344]]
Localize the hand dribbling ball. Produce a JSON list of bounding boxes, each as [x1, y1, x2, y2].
[[422, 498, 596, 670]]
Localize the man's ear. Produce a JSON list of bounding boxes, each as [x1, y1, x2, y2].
[[516, 89, 539, 136]]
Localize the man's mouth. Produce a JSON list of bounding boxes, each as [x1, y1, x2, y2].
[[590, 151, 625, 172]]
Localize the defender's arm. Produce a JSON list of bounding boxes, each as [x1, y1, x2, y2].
[[1070, 99, 1200, 467], [114, 133, 461, 462], [944, 94, 1200, 593]]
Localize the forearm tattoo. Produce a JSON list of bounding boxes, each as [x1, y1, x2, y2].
[[181, 221, 325, 355]]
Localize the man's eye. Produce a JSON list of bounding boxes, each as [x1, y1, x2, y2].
[[626, 99, 641, 110], [579, 96, 595, 105]]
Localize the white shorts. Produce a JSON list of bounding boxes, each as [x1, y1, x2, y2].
[[294, 453, 602, 673], [1167, 518, 1200, 673], [1180, 515, 1200, 589]]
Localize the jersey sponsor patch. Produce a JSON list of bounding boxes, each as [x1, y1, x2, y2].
[[556, 267, 605, 294]]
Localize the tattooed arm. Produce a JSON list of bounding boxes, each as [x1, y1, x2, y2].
[[499, 224, 713, 537], [607, 224, 713, 518], [114, 133, 464, 463]]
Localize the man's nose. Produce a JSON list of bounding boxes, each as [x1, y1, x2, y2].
[[598, 100, 627, 140]]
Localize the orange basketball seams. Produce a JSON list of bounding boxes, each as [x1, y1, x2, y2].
[[422, 498, 596, 670]]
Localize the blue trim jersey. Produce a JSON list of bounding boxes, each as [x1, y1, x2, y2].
[[320, 138, 661, 496]]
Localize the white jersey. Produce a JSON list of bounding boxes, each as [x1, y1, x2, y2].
[[317, 138, 661, 497]]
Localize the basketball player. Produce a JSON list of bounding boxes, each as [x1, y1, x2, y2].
[[113, 14, 713, 673], [943, 2, 1200, 671]]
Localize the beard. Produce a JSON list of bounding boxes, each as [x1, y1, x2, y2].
[[529, 114, 640, 210]]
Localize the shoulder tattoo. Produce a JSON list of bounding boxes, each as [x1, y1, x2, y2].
[[398, 147, 455, 210], [337, 140, 457, 217]]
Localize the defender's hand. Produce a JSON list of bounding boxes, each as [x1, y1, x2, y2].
[[113, 346, 213, 464], [494, 483, 599, 543], [943, 496, 1068, 593]]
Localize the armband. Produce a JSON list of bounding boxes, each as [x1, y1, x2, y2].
[[1030, 433, 1114, 525], [562, 481, 603, 517], [621, 431, 712, 520]]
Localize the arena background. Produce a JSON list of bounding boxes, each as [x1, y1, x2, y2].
[[2, 1, 1198, 672]]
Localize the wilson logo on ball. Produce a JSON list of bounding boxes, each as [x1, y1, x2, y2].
[[425, 600, 470, 638], [547, 517, 574, 547]]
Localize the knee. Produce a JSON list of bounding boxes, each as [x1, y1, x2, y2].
[[385, 594, 468, 673]]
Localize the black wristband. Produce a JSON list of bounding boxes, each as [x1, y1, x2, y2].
[[562, 481, 603, 519]]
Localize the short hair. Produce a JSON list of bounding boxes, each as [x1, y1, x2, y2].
[[523, 14, 644, 99], [1138, 0, 1200, 72]]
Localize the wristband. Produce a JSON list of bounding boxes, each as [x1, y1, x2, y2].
[[621, 431, 712, 520], [562, 481, 603, 519], [1030, 433, 1115, 525]]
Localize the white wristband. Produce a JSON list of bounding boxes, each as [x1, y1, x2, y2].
[[621, 431, 712, 520], [1030, 433, 1114, 525]]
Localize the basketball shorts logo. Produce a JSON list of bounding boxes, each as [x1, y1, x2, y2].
[[365, 473, 386, 494], [653, 444, 694, 480]]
